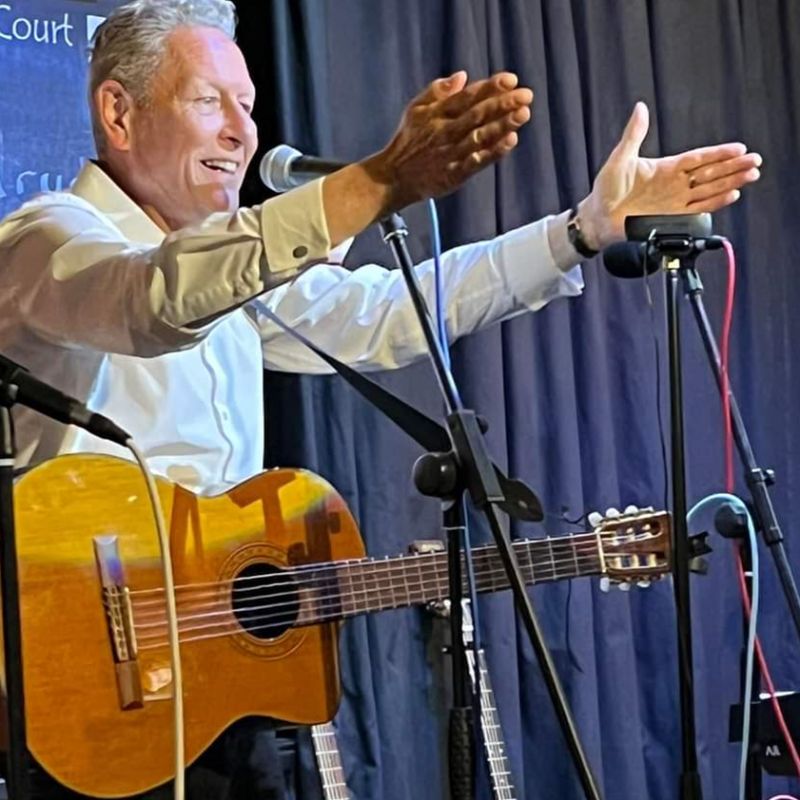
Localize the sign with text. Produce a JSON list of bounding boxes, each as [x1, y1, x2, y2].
[[0, 0, 123, 216]]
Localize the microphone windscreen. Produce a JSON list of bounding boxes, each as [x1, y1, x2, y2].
[[603, 241, 657, 279], [259, 145, 302, 193]]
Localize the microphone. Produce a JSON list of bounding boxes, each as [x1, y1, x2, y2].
[[259, 145, 348, 193], [603, 242, 655, 279], [603, 237, 727, 279], [0, 354, 130, 446]]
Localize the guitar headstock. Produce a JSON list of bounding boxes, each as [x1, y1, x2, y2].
[[590, 506, 672, 587]]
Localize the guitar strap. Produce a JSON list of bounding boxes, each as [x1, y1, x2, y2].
[[251, 300, 542, 522]]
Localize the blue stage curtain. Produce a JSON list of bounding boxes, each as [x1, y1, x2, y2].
[[239, 2, 800, 798]]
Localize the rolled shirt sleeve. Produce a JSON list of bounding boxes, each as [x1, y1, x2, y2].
[[0, 178, 331, 357]]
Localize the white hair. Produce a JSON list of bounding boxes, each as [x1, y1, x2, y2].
[[88, 0, 238, 153]]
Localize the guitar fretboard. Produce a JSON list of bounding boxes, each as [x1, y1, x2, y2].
[[311, 722, 350, 800], [306, 534, 603, 625], [471, 651, 517, 799]]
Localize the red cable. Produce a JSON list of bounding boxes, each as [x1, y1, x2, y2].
[[721, 240, 735, 492], [719, 239, 800, 780]]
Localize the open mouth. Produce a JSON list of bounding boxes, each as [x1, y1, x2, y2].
[[201, 159, 239, 175]]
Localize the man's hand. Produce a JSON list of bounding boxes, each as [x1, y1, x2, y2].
[[577, 102, 762, 251], [366, 70, 533, 209], [322, 71, 532, 245]]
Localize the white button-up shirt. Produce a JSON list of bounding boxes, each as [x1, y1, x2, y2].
[[0, 162, 583, 492]]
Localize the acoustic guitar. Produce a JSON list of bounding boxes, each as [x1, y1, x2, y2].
[[3, 454, 670, 797]]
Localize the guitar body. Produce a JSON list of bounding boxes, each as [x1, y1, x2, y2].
[[5, 454, 365, 797]]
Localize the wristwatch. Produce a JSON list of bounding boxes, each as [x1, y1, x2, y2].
[[566, 207, 599, 259]]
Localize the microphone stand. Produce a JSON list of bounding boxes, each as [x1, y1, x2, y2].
[[379, 213, 602, 800], [681, 266, 800, 638], [681, 263, 800, 797], [0, 383, 31, 800], [660, 251, 704, 800]]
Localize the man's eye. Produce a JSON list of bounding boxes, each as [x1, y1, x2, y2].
[[194, 96, 221, 112]]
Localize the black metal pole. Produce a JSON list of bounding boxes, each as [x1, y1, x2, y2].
[[445, 501, 474, 800], [380, 213, 602, 800], [682, 267, 800, 638], [0, 390, 30, 800], [664, 263, 703, 800], [682, 265, 800, 796]]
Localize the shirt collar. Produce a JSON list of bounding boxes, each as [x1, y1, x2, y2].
[[70, 161, 166, 246]]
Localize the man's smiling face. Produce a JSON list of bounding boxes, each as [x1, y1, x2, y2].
[[124, 25, 258, 229]]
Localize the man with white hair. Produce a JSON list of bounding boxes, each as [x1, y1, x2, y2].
[[0, 0, 762, 796]]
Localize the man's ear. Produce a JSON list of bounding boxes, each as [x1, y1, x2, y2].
[[95, 80, 135, 152]]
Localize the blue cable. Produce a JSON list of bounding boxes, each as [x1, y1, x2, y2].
[[428, 199, 450, 371], [687, 493, 759, 800]]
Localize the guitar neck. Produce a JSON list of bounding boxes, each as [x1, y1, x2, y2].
[[305, 532, 603, 626], [311, 722, 351, 800], [468, 647, 517, 799], [460, 599, 518, 800]]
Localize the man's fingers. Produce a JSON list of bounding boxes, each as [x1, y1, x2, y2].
[[413, 70, 469, 106], [686, 153, 763, 187], [677, 142, 749, 172], [687, 167, 761, 204], [688, 189, 742, 214], [438, 72, 529, 118], [446, 131, 520, 180], [448, 108, 530, 160]]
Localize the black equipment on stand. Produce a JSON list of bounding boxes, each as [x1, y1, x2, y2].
[[606, 213, 800, 799], [380, 213, 603, 800]]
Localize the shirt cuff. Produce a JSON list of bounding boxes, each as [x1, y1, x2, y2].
[[259, 178, 332, 274]]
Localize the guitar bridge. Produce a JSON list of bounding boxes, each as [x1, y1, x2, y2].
[[94, 536, 144, 710]]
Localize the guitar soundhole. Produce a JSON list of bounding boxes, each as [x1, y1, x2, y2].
[[231, 563, 299, 640]]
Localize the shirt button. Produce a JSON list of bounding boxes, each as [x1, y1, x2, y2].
[[292, 245, 309, 259]]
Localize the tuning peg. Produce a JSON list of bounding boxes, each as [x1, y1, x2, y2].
[[588, 511, 604, 528], [637, 580, 652, 589], [617, 582, 631, 592], [605, 507, 621, 518], [599, 577, 611, 593], [624, 504, 640, 515]]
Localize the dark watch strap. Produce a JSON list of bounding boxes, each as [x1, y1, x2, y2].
[[566, 207, 599, 259]]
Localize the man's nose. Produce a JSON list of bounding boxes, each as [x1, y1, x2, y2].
[[221, 102, 255, 149]]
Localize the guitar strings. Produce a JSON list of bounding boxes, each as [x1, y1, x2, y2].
[[129, 548, 605, 630], [131, 549, 658, 650], [135, 560, 597, 647], [129, 539, 659, 637], [131, 553, 602, 648], [129, 539, 613, 622], [128, 527, 659, 603]]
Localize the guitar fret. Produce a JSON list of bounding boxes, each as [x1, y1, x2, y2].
[[364, 560, 380, 611], [342, 562, 355, 616], [415, 554, 426, 605], [350, 563, 369, 614]]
